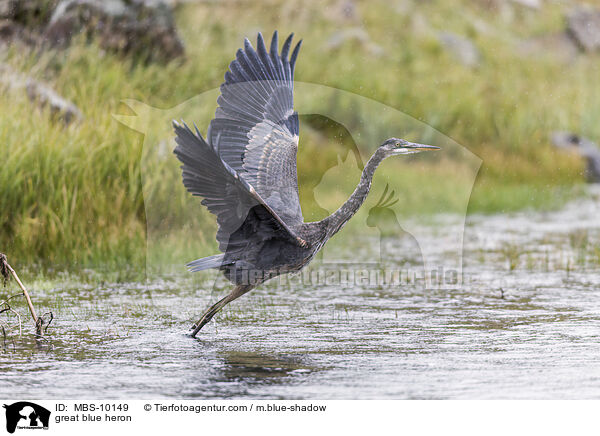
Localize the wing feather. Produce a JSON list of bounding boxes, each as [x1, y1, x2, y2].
[[173, 122, 305, 252], [208, 31, 304, 225]]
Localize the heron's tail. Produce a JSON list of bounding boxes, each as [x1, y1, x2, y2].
[[186, 254, 229, 272]]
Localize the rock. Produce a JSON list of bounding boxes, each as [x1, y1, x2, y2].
[[476, 0, 542, 13], [324, 0, 359, 23], [25, 78, 83, 124], [334, 0, 358, 21], [567, 6, 600, 52], [511, 0, 541, 9], [0, 19, 42, 47], [438, 32, 481, 68], [0, 0, 184, 62], [326, 28, 384, 57], [0, 0, 15, 18], [0, 0, 52, 47], [518, 32, 579, 63], [0, 63, 83, 124], [0, 0, 58, 27], [474, 0, 514, 17], [551, 131, 600, 183], [44, 0, 184, 63]]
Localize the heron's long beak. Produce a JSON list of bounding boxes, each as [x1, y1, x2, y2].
[[407, 142, 441, 151]]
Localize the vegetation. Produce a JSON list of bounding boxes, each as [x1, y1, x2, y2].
[[0, 0, 597, 271]]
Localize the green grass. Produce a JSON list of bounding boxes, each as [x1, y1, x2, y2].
[[0, 0, 597, 271]]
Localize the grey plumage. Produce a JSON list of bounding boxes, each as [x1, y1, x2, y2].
[[173, 31, 440, 336], [187, 254, 228, 272]]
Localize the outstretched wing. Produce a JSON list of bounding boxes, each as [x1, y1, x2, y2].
[[207, 31, 303, 225], [173, 122, 306, 252]]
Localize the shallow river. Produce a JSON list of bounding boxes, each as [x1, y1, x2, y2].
[[2, 188, 600, 399]]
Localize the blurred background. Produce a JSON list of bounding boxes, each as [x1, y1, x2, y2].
[[0, 0, 598, 273], [2, 0, 600, 401]]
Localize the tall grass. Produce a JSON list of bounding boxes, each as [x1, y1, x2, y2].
[[0, 0, 596, 270]]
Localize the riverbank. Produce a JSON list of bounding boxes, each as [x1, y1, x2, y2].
[[0, 0, 595, 267]]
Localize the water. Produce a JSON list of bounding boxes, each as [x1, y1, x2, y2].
[[1, 189, 600, 399]]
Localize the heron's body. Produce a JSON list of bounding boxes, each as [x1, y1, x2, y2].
[[220, 220, 326, 285], [173, 32, 439, 336]]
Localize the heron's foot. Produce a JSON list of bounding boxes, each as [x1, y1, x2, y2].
[[189, 313, 213, 337], [190, 300, 224, 337], [188, 285, 252, 337]]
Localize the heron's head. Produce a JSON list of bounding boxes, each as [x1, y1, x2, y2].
[[380, 138, 440, 156]]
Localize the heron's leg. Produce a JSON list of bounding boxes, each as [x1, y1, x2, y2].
[[190, 285, 252, 337]]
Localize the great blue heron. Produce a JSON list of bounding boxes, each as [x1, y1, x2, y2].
[[173, 31, 440, 336]]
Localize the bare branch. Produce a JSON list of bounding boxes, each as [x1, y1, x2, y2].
[[0, 253, 40, 335]]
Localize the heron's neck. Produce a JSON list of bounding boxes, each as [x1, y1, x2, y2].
[[323, 148, 387, 237]]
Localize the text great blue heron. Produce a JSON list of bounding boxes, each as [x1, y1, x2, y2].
[[174, 31, 440, 336]]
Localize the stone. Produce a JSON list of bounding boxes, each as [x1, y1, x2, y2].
[[0, 0, 58, 27], [438, 32, 481, 68], [324, 0, 359, 23], [0, 63, 83, 124], [511, 0, 541, 9], [567, 6, 600, 52], [0, 0, 16, 19], [0, 19, 42, 47], [326, 28, 384, 57], [25, 78, 83, 124], [518, 32, 579, 63], [44, 0, 185, 63]]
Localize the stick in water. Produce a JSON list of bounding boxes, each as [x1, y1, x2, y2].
[[0, 253, 42, 335]]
